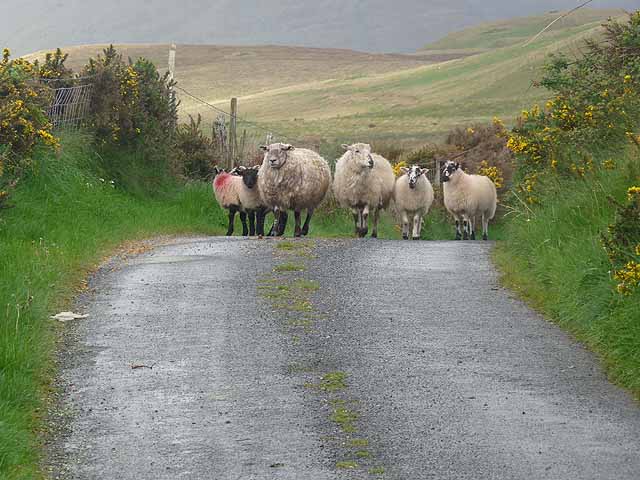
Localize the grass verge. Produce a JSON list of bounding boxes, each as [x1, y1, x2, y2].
[[494, 152, 640, 397]]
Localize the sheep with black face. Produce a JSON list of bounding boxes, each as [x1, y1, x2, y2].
[[393, 165, 434, 240], [442, 160, 497, 240], [333, 143, 395, 238], [258, 143, 331, 237], [229, 165, 271, 236]]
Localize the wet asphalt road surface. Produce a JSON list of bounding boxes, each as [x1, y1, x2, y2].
[[49, 237, 640, 479]]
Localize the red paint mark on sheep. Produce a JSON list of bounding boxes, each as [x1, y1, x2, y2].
[[213, 173, 232, 190]]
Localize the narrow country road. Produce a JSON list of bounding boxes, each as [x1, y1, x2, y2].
[[48, 237, 640, 480]]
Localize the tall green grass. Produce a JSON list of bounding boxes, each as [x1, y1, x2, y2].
[[495, 152, 640, 396], [0, 134, 226, 479]]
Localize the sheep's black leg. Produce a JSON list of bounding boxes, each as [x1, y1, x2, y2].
[[301, 209, 314, 236], [294, 211, 303, 237], [240, 211, 249, 236], [353, 213, 359, 237], [276, 211, 289, 236], [462, 220, 469, 240], [455, 220, 461, 240], [248, 210, 256, 236], [226, 207, 237, 236], [256, 208, 267, 236]]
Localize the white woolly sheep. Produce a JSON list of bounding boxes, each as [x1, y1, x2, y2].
[[442, 160, 497, 240], [333, 143, 395, 238], [212, 166, 269, 236], [258, 143, 331, 237], [394, 165, 434, 240]]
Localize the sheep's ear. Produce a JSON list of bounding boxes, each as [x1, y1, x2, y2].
[[260, 145, 268, 152], [400, 167, 410, 174], [283, 144, 295, 151], [455, 162, 461, 169], [341, 144, 350, 151], [423, 168, 430, 175], [252, 165, 260, 171]]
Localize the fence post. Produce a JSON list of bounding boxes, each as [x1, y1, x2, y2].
[[228, 97, 238, 169], [168, 44, 177, 129], [434, 158, 441, 186]]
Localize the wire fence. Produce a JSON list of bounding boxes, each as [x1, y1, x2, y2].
[[46, 83, 93, 130], [174, 85, 322, 170]]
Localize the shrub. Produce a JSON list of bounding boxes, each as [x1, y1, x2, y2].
[[507, 12, 640, 192], [1, 48, 60, 212], [174, 114, 220, 180], [602, 185, 640, 295], [82, 45, 176, 150], [0, 48, 57, 157]]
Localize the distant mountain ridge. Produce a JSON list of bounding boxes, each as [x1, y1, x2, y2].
[[1, 0, 634, 55]]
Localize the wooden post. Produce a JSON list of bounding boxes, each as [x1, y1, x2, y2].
[[168, 44, 177, 129], [228, 97, 237, 169], [434, 158, 441, 186]]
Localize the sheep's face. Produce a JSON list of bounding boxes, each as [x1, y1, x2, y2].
[[232, 165, 261, 189], [401, 165, 428, 189], [441, 161, 461, 183], [342, 143, 374, 170], [260, 143, 294, 169]]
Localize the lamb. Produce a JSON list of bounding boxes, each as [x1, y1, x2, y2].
[[393, 165, 434, 240], [258, 143, 331, 237], [333, 143, 395, 238], [229, 165, 271, 236], [212, 165, 268, 236], [441, 160, 497, 240]]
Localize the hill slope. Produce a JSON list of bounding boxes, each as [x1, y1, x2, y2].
[[25, 10, 627, 147], [421, 8, 622, 53], [181, 14, 616, 146]]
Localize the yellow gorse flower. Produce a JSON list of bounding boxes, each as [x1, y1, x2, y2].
[[478, 161, 504, 189], [393, 161, 408, 177], [628, 186, 640, 201]]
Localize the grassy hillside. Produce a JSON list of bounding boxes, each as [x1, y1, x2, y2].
[[421, 8, 622, 53], [22, 9, 620, 151], [202, 17, 614, 147], [25, 44, 460, 102]]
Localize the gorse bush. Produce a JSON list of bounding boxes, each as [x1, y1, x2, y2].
[[602, 185, 640, 295], [507, 12, 640, 202], [34, 48, 73, 84], [0, 49, 57, 157], [1, 48, 59, 211], [82, 45, 177, 150], [174, 114, 220, 180]]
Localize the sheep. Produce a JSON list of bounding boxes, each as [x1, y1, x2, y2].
[[333, 143, 395, 238], [229, 165, 271, 236], [258, 143, 331, 237], [393, 165, 434, 240], [212, 166, 268, 236], [441, 160, 497, 240]]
